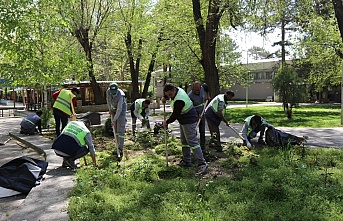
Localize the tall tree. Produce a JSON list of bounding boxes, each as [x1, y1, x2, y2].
[[114, 0, 161, 101], [56, 0, 116, 104], [332, 0, 343, 58], [0, 0, 86, 86], [191, 0, 242, 97]]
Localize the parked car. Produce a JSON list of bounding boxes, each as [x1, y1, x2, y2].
[[265, 96, 273, 102]]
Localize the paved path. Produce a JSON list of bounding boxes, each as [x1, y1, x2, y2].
[[0, 102, 342, 220], [0, 116, 73, 221]]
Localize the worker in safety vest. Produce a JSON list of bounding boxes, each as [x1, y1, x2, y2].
[[241, 114, 270, 149], [106, 82, 127, 158], [52, 88, 79, 136], [130, 98, 151, 136], [204, 90, 235, 152], [188, 81, 210, 151], [162, 83, 208, 176], [52, 119, 97, 169], [20, 110, 43, 135]]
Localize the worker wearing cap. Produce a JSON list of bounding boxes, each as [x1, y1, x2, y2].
[[130, 98, 151, 136], [52, 88, 79, 136], [106, 82, 127, 158], [52, 119, 97, 169]]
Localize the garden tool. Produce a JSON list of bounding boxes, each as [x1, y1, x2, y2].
[[0, 137, 11, 145], [163, 102, 168, 167], [70, 97, 77, 121], [227, 124, 245, 141], [196, 100, 208, 128], [111, 114, 122, 164]]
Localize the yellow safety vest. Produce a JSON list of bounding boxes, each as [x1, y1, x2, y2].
[[53, 89, 75, 115]]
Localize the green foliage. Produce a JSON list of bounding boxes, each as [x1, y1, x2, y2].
[[129, 158, 160, 182], [40, 107, 52, 129], [134, 131, 162, 149], [273, 65, 305, 109], [155, 136, 182, 156], [69, 144, 343, 220], [226, 103, 341, 128]]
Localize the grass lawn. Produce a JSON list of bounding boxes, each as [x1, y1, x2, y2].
[[226, 104, 341, 127], [69, 142, 343, 221], [67, 104, 343, 220]]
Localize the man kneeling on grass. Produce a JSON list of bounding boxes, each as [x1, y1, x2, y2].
[[52, 119, 97, 169], [241, 114, 271, 149]]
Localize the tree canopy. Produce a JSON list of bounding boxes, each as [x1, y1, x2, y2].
[[0, 0, 342, 100]]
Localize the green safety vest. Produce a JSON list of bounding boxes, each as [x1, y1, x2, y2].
[[63, 121, 89, 146], [171, 88, 193, 114], [209, 94, 225, 115], [244, 115, 268, 134], [53, 89, 75, 115], [134, 98, 145, 115]]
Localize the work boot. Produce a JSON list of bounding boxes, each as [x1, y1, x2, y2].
[[113, 148, 123, 158], [62, 158, 68, 168], [63, 158, 77, 169], [177, 160, 193, 167], [195, 163, 209, 176]]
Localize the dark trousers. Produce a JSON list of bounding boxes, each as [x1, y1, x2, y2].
[[70, 146, 89, 161], [52, 135, 89, 161], [53, 108, 68, 137], [205, 108, 222, 150], [130, 104, 150, 135]]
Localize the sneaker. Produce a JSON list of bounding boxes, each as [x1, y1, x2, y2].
[[195, 163, 208, 176], [64, 158, 77, 169], [177, 160, 193, 167]]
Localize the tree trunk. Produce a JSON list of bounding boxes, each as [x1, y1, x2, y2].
[[142, 54, 156, 98], [142, 31, 162, 98], [192, 0, 221, 98], [75, 27, 105, 105], [332, 0, 343, 42], [125, 32, 141, 102], [281, 18, 286, 67]]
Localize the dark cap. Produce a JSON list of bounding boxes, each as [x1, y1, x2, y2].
[[109, 82, 118, 95]]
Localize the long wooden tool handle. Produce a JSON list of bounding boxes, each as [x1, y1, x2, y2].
[[196, 100, 208, 128], [228, 124, 245, 140], [164, 102, 168, 167], [70, 96, 77, 121]]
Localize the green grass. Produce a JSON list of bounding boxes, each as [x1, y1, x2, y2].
[[69, 146, 343, 221], [68, 105, 343, 220], [226, 105, 341, 127]]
